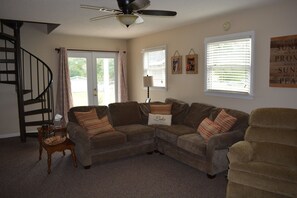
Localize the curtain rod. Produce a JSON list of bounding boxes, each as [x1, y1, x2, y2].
[[55, 48, 125, 53]]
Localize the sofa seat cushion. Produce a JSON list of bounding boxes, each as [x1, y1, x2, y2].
[[177, 133, 207, 156], [115, 124, 155, 142], [229, 161, 297, 197], [155, 125, 195, 144], [90, 131, 127, 149]]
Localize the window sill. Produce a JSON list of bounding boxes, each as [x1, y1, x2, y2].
[[204, 90, 253, 100]]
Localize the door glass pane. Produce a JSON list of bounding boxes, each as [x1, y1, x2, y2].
[[68, 57, 88, 106], [96, 58, 115, 105]]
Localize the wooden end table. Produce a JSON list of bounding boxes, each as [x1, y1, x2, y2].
[[38, 126, 77, 174]]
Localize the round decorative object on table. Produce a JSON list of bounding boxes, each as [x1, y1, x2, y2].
[[44, 136, 66, 145]]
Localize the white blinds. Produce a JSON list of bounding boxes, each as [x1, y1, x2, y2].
[[206, 37, 252, 94]]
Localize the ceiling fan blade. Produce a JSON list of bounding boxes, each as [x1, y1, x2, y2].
[[90, 14, 117, 21], [129, 0, 150, 10], [137, 10, 177, 16], [80, 4, 121, 13]]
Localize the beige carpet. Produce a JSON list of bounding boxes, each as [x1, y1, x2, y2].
[[0, 137, 227, 198]]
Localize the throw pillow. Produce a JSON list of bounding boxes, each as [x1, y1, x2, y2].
[[148, 113, 172, 126], [82, 116, 115, 136], [74, 108, 98, 127], [214, 109, 237, 132], [150, 104, 172, 115], [197, 118, 222, 142]]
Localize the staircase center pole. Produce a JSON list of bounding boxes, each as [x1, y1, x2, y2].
[[14, 22, 26, 142]]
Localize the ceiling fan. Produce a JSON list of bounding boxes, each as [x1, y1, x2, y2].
[[81, 0, 177, 27]]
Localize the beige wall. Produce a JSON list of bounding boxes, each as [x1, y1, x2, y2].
[[0, 24, 127, 137], [127, 0, 297, 113], [1, 0, 297, 137]]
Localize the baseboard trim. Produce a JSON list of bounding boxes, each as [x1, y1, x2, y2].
[[0, 131, 37, 139], [0, 132, 19, 139]]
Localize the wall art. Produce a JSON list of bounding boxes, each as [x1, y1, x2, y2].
[[186, 49, 198, 74], [171, 50, 182, 74], [270, 34, 297, 88]]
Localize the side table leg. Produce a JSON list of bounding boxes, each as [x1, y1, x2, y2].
[[70, 148, 77, 168], [47, 153, 52, 174], [39, 144, 43, 160]]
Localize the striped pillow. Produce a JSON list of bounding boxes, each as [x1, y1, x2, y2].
[[74, 108, 98, 127], [197, 118, 222, 142], [150, 104, 172, 115], [214, 109, 237, 133], [82, 116, 115, 136]]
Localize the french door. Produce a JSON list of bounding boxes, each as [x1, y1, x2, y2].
[[68, 51, 118, 106]]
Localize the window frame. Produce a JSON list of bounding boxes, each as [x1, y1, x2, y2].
[[142, 45, 167, 89], [204, 31, 255, 99]]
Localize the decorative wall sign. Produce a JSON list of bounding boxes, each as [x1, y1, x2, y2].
[[186, 49, 198, 74], [171, 50, 182, 74], [270, 34, 297, 88]]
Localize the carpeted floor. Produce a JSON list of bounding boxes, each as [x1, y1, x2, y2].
[[0, 137, 227, 198]]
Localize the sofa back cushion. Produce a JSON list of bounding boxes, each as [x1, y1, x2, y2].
[[183, 103, 215, 129], [245, 108, 297, 147], [165, 98, 189, 124], [109, 101, 142, 126], [246, 108, 297, 167], [68, 106, 109, 124], [252, 142, 297, 168], [249, 108, 297, 130]]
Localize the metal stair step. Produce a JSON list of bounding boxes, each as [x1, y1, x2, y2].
[[24, 108, 52, 116], [25, 120, 53, 127], [24, 98, 45, 105], [0, 70, 16, 74], [0, 59, 15, 63], [0, 80, 16, 84], [22, 89, 32, 95], [0, 47, 15, 52], [0, 32, 16, 41]]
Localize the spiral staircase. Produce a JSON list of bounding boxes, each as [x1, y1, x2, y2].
[[0, 19, 54, 142]]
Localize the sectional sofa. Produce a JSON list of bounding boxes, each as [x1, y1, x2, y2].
[[67, 98, 249, 177]]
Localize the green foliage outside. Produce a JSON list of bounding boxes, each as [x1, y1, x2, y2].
[[68, 57, 116, 106]]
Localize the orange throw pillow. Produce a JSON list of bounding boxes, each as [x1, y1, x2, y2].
[[197, 118, 222, 142], [74, 109, 98, 127], [82, 116, 114, 136], [150, 104, 172, 115], [214, 109, 237, 133]]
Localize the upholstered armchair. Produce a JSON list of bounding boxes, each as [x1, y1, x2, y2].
[[226, 108, 297, 198]]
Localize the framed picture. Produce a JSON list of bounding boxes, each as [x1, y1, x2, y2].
[[171, 56, 182, 74], [270, 34, 297, 88], [186, 54, 198, 74]]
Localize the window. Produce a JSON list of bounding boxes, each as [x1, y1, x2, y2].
[[143, 46, 167, 88], [204, 31, 254, 99]]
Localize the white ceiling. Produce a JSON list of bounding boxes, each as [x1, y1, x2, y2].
[[0, 0, 280, 39]]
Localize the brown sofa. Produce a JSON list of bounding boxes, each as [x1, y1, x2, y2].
[[227, 108, 297, 198], [67, 98, 249, 177]]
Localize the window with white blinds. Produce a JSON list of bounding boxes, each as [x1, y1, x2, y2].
[[143, 45, 167, 89], [204, 31, 254, 98]]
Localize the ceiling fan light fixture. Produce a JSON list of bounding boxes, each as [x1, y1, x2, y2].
[[116, 14, 138, 27]]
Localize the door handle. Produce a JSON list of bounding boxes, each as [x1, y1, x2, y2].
[[93, 88, 97, 96]]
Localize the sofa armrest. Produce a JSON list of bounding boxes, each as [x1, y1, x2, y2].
[[206, 129, 244, 161], [227, 141, 253, 163], [67, 121, 90, 144]]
